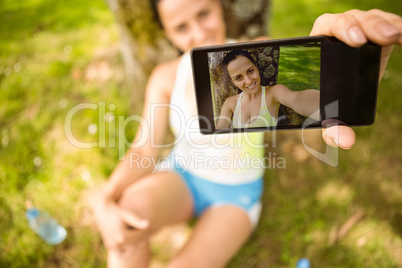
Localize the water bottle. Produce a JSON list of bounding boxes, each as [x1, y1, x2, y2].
[[25, 200, 67, 245], [296, 258, 310, 268]]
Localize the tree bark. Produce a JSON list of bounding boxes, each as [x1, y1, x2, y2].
[[105, 0, 177, 95], [222, 0, 271, 39]]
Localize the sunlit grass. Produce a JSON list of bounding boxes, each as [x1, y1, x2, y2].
[[231, 0, 402, 266], [0, 0, 125, 266], [277, 46, 320, 90], [1, 0, 401, 267]]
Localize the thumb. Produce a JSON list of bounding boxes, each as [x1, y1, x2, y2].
[[117, 207, 149, 230], [322, 125, 356, 149]]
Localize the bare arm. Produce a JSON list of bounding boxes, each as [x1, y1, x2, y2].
[[104, 65, 172, 200], [92, 61, 176, 250], [216, 96, 236, 129], [271, 85, 320, 121]]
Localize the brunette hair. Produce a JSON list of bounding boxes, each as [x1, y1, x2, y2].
[[150, 0, 163, 29], [222, 50, 257, 80], [150, 0, 222, 29]]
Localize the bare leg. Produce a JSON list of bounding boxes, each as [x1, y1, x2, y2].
[[167, 205, 253, 268], [107, 171, 194, 268], [108, 241, 150, 268]]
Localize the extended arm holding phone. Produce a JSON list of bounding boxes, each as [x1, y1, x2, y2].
[[270, 85, 320, 121]]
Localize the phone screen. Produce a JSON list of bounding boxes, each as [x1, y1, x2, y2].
[[191, 36, 381, 134], [207, 42, 321, 131]]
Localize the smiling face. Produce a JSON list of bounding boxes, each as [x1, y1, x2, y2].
[[227, 56, 261, 93], [157, 0, 226, 53]]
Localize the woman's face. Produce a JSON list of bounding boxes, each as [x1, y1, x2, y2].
[[157, 0, 226, 52], [227, 56, 261, 94]]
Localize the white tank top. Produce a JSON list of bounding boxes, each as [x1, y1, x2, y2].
[[168, 52, 265, 185]]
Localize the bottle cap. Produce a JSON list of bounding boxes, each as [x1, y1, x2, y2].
[[296, 258, 310, 268], [26, 207, 39, 220], [25, 200, 34, 209]]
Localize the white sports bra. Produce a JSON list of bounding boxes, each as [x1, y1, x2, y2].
[[232, 86, 277, 128]]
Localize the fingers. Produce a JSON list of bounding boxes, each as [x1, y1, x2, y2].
[[322, 125, 356, 149], [118, 206, 149, 230], [311, 9, 402, 47], [368, 9, 402, 45], [94, 199, 150, 250], [108, 226, 145, 251], [102, 213, 149, 250], [311, 12, 367, 46]]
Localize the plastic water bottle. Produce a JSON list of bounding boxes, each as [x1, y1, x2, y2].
[[296, 258, 310, 268], [25, 201, 67, 245]]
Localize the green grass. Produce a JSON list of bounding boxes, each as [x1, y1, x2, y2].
[[269, 0, 402, 39], [277, 45, 321, 91], [1, 0, 401, 267], [227, 0, 402, 267], [0, 0, 126, 266]]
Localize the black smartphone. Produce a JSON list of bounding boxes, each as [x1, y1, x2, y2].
[[191, 35, 381, 134]]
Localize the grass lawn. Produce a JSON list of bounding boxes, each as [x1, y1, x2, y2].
[[229, 0, 402, 267], [0, 0, 401, 267], [277, 45, 321, 91]]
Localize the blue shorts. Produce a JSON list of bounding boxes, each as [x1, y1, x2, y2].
[[172, 161, 264, 227]]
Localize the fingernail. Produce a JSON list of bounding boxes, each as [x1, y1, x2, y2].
[[334, 138, 351, 150], [376, 22, 399, 38], [333, 138, 339, 147], [348, 26, 367, 44]]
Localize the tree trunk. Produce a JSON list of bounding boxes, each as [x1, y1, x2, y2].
[[222, 0, 271, 39], [105, 0, 177, 100]]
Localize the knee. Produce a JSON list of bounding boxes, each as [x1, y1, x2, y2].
[[117, 184, 154, 220], [116, 183, 161, 234]]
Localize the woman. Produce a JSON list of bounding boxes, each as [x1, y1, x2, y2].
[[91, 0, 401, 267], [216, 50, 320, 129]]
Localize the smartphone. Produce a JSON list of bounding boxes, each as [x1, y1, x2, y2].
[[191, 35, 381, 134]]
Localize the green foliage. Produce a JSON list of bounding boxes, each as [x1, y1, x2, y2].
[[122, 0, 164, 47]]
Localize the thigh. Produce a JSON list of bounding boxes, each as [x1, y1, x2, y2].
[[118, 170, 194, 233], [167, 205, 253, 268]]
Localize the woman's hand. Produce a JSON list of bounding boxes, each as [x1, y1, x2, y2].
[[310, 9, 401, 149], [90, 187, 149, 253], [310, 9, 401, 47]]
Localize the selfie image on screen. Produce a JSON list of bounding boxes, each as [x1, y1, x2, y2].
[[207, 42, 321, 130]]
